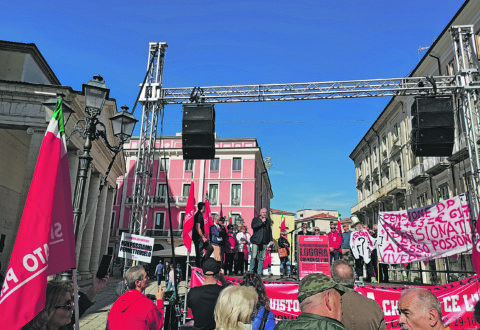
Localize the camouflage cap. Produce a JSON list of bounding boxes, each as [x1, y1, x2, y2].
[[297, 273, 351, 303]]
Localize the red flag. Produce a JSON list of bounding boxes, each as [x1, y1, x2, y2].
[[220, 203, 223, 218], [204, 198, 213, 238], [473, 211, 480, 274], [337, 212, 342, 232], [280, 212, 286, 232], [0, 100, 76, 328], [182, 181, 195, 252], [229, 211, 233, 225]]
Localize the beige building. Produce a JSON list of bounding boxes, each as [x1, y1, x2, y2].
[[0, 41, 125, 281], [349, 1, 478, 283]]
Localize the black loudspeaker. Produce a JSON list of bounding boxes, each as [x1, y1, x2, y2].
[[410, 96, 454, 157], [182, 104, 215, 159]]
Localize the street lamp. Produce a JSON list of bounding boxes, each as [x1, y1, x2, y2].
[[43, 75, 137, 239]]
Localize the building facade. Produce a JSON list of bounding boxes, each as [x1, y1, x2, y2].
[[0, 41, 125, 281], [110, 136, 273, 257], [270, 209, 295, 251], [349, 0, 478, 283]]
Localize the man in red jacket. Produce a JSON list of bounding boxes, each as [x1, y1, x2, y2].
[[107, 265, 164, 329], [327, 221, 342, 263]]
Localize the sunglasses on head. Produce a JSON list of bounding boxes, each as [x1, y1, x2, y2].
[[55, 300, 74, 311]]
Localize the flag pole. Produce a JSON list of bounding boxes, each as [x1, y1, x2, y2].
[[183, 248, 191, 324]]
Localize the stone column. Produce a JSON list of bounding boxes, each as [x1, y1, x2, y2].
[[3, 128, 44, 268], [88, 182, 108, 273], [99, 187, 115, 260], [77, 171, 100, 277]]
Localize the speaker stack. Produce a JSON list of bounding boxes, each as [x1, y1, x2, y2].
[[410, 96, 455, 157], [182, 104, 215, 159]]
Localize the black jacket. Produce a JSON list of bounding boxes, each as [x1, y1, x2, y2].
[[250, 216, 272, 245], [278, 236, 290, 256]]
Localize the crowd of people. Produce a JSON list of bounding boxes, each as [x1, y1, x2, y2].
[[23, 207, 480, 330]]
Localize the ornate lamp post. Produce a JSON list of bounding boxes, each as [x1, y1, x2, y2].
[[43, 75, 137, 238]]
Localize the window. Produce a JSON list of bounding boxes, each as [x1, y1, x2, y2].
[[208, 184, 219, 205], [159, 158, 169, 172], [185, 159, 194, 171], [231, 184, 241, 205], [179, 212, 185, 230], [393, 123, 399, 140], [232, 213, 241, 225], [232, 157, 242, 171], [210, 158, 220, 171], [155, 213, 165, 230], [157, 183, 167, 197], [183, 184, 191, 198], [438, 183, 450, 201]]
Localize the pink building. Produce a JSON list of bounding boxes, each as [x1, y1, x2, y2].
[[110, 135, 273, 255]]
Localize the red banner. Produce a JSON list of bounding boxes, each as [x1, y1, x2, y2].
[[298, 235, 330, 278], [190, 268, 480, 329]]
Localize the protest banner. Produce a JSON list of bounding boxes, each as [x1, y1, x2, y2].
[[472, 210, 480, 275], [298, 235, 331, 278], [356, 275, 480, 329], [189, 267, 480, 328], [350, 229, 376, 263], [377, 195, 473, 264], [118, 232, 154, 263]]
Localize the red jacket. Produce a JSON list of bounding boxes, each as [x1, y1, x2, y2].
[[107, 289, 164, 330], [328, 230, 342, 251]]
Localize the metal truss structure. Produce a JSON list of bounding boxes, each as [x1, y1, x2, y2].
[[127, 26, 480, 239]]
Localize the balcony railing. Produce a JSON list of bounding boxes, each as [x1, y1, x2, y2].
[[231, 198, 240, 206], [125, 195, 188, 207], [407, 163, 428, 184], [424, 157, 449, 175]]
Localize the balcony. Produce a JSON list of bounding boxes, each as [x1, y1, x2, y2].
[[125, 195, 188, 207], [384, 177, 407, 195], [145, 229, 182, 238], [351, 192, 376, 214], [424, 157, 450, 176], [407, 163, 428, 185]]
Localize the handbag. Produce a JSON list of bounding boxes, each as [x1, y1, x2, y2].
[[278, 248, 288, 258]]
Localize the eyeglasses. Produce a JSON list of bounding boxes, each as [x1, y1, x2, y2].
[[55, 300, 74, 311], [315, 229, 320, 231]]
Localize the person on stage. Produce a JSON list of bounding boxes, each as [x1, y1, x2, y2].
[[249, 208, 273, 276], [298, 222, 313, 236], [235, 225, 250, 275], [327, 221, 342, 262], [193, 202, 213, 268], [278, 229, 290, 277]]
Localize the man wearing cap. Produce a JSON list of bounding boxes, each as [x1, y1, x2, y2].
[[274, 273, 349, 330], [331, 260, 386, 330], [327, 221, 342, 263], [187, 259, 230, 330]]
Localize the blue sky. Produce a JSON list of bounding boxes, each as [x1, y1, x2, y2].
[[2, 0, 465, 217]]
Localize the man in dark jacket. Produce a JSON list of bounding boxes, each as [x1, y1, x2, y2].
[[278, 230, 290, 277], [107, 265, 164, 329], [249, 208, 273, 275], [193, 202, 213, 267], [274, 273, 350, 330]]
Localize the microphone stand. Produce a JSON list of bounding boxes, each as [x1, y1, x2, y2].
[[282, 228, 298, 281]]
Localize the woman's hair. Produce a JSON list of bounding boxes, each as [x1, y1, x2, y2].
[[22, 280, 74, 330], [215, 286, 258, 330], [240, 273, 270, 310]]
